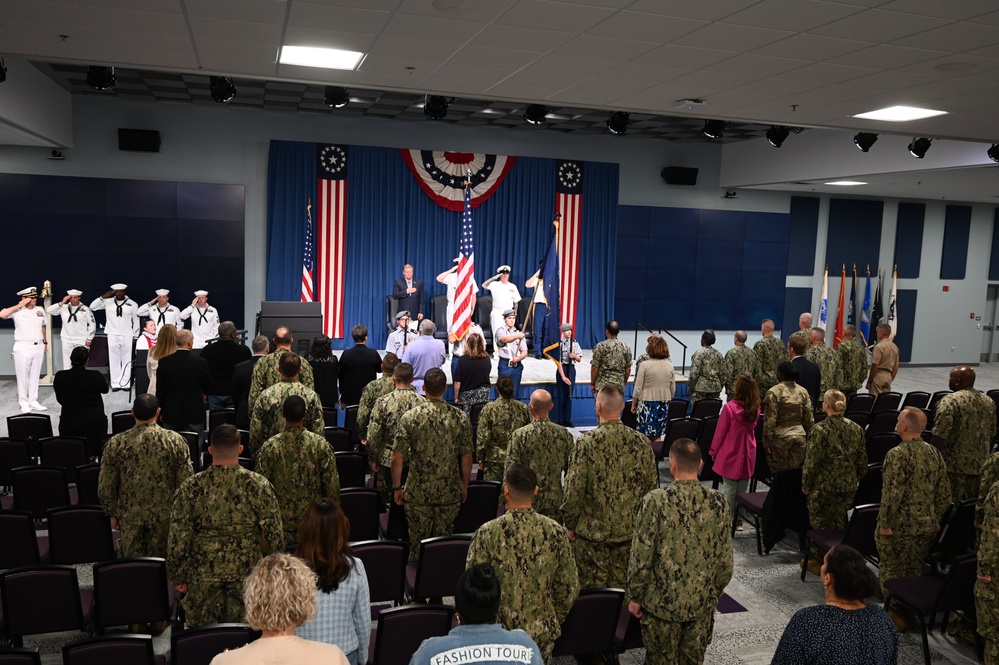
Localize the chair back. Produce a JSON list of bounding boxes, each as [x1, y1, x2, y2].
[[690, 398, 722, 419], [470, 402, 486, 444], [928, 390, 953, 411], [865, 410, 900, 441], [370, 605, 454, 665], [934, 498, 978, 553], [453, 481, 502, 534], [335, 452, 367, 489], [552, 588, 625, 657], [841, 503, 880, 560], [39, 437, 88, 484], [352, 540, 406, 605], [697, 416, 721, 484], [866, 433, 900, 466], [0, 565, 86, 642], [75, 463, 101, 505], [846, 393, 875, 414], [844, 411, 869, 429], [0, 511, 42, 569], [901, 391, 930, 410], [47, 506, 116, 565], [761, 467, 809, 552], [0, 439, 31, 486], [380, 501, 408, 541], [343, 405, 360, 446], [11, 466, 69, 519], [666, 399, 689, 420], [0, 648, 41, 665], [935, 553, 979, 616], [339, 489, 381, 542], [853, 464, 883, 507], [178, 431, 202, 473], [92, 558, 171, 632], [410, 535, 472, 600], [621, 401, 638, 430], [110, 411, 135, 435], [661, 418, 702, 461], [208, 409, 236, 431], [324, 427, 354, 453], [871, 391, 902, 413], [62, 635, 157, 665], [6, 414, 53, 457], [322, 407, 339, 429], [171, 624, 256, 665]]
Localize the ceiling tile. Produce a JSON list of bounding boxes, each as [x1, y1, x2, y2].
[[483, 82, 562, 100], [494, 0, 616, 32], [878, 0, 998, 20], [100, 30, 192, 54], [705, 53, 811, 77], [394, 0, 518, 22], [553, 34, 659, 61], [970, 10, 999, 26], [187, 16, 281, 44], [809, 9, 948, 42], [664, 69, 758, 91], [1, 1, 93, 26], [4, 22, 108, 45], [673, 23, 795, 51], [633, 44, 740, 69], [624, 0, 759, 21], [844, 70, 940, 89], [497, 68, 583, 90], [890, 21, 999, 52], [418, 76, 495, 95], [965, 43, 999, 60], [547, 77, 656, 105], [369, 35, 461, 61], [777, 62, 880, 84], [600, 61, 689, 84], [183, 0, 287, 22], [80, 0, 184, 11], [826, 44, 946, 69], [381, 12, 486, 44], [88, 8, 189, 35], [196, 39, 278, 61], [727, 76, 824, 97], [282, 26, 377, 52], [288, 3, 391, 32], [723, 0, 865, 31], [752, 33, 873, 60], [430, 62, 515, 86], [895, 53, 999, 77], [612, 82, 717, 110], [586, 11, 708, 43], [450, 45, 542, 70], [469, 24, 574, 52], [358, 51, 448, 75], [521, 53, 618, 77]]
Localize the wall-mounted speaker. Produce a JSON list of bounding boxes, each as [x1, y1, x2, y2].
[[118, 128, 161, 153], [660, 166, 698, 186]]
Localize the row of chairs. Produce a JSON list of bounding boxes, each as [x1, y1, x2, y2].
[[1, 507, 114, 569]]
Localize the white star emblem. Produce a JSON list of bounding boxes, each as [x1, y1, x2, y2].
[[321, 146, 346, 174]]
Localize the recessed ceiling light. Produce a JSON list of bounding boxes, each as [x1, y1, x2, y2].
[[825, 181, 868, 186], [852, 106, 947, 122], [279, 46, 364, 70]]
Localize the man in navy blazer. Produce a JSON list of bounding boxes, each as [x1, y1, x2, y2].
[[157, 328, 212, 432], [392, 264, 424, 321], [788, 335, 821, 411]]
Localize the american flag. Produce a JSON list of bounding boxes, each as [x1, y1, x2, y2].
[[316, 144, 348, 338], [556, 160, 583, 331], [453, 179, 475, 340], [301, 201, 314, 302]]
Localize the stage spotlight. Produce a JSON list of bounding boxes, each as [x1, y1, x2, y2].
[[988, 144, 999, 163], [908, 137, 932, 158], [702, 119, 725, 139], [209, 76, 237, 103], [0, 59, 6, 84], [524, 104, 548, 125], [854, 132, 878, 152], [86, 66, 115, 91], [606, 111, 630, 135], [323, 86, 349, 108], [424, 95, 449, 120], [766, 126, 791, 148]]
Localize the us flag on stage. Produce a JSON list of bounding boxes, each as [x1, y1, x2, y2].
[[555, 160, 583, 330], [301, 201, 315, 302], [453, 180, 475, 340], [315, 144, 348, 338]]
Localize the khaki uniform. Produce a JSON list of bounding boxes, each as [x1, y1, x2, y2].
[[869, 339, 899, 395], [763, 381, 814, 473], [249, 381, 325, 456], [168, 466, 283, 627], [688, 346, 727, 402], [367, 387, 424, 506], [590, 338, 631, 393], [932, 388, 997, 501], [98, 422, 193, 558], [476, 397, 530, 482], [356, 375, 394, 442], [835, 338, 868, 399], [724, 344, 757, 394], [247, 349, 315, 418], [562, 420, 658, 590], [394, 400, 473, 564], [467, 509, 580, 663], [753, 335, 788, 395], [976, 481, 999, 665], [802, 414, 867, 529], [256, 426, 341, 547], [506, 420, 574, 523], [628, 481, 733, 665]]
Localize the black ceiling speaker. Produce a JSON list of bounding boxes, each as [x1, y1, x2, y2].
[[118, 128, 161, 153], [661, 167, 699, 186]]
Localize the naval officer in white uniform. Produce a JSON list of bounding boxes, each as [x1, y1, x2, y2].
[[91, 283, 139, 391], [180, 290, 219, 349], [1, 287, 48, 412], [137, 289, 183, 333], [47, 288, 96, 371]]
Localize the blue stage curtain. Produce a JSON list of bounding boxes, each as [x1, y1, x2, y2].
[[577, 161, 620, 348], [266, 141, 317, 301]]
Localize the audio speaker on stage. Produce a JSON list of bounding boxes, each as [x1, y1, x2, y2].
[[661, 166, 698, 186], [118, 128, 161, 153]]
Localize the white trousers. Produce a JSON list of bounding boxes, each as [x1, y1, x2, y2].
[[490, 309, 506, 344], [60, 336, 87, 371], [13, 341, 44, 408], [107, 334, 132, 388]]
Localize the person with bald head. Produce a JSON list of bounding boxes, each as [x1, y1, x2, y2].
[[805, 327, 841, 401], [156, 328, 212, 433], [753, 318, 788, 395], [788, 312, 813, 349], [866, 324, 899, 395], [724, 330, 757, 396], [876, 407, 951, 615], [562, 386, 658, 591], [248, 326, 315, 419], [834, 324, 868, 401], [200, 321, 252, 411], [506, 389, 574, 522], [931, 365, 997, 501]]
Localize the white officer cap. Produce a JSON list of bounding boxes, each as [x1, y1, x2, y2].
[[194, 290, 209, 296], [17, 287, 37, 297], [155, 289, 170, 296], [66, 289, 83, 296], [497, 265, 511, 273], [111, 283, 127, 290]]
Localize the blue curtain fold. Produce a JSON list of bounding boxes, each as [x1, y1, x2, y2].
[[577, 162, 620, 347], [266, 141, 316, 301]]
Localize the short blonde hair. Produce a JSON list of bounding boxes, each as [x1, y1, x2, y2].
[[822, 389, 847, 415], [243, 554, 317, 631]]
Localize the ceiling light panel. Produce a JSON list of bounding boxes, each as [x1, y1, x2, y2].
[[279, 45, 364, 70], [852, 105, 947, 121]]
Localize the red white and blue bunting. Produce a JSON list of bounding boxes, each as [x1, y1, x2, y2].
[[399, 149, 516, 211]]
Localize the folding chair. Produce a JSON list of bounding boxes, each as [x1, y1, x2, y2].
[[800, 503, 880, 581], [871, 391, 902, 413], [11, 465, 70, 519], [0, 565, 92, 647], [690, 398, 722, 419], [853, 464, 883, 507], [110, 410, 135, 435], [47, 505, 116, 564], [339, 488, 381, 542], [6, 414, 53, 458], [658, 417, 701, 463], [92, 558, 172, 634], [62, 634, 164, 665], [75, 463, 102, 505], [39, 436, 88, 484], [866, 433, 900, 465], [901, 391, 931, 410], [335, 452, 367, 489], [324, 426, 354, 453], [453, 480, 502, 534], [171, 624, 257, 665], [368, 605, 453, 665], [405, 535, 472, 602], [353, 540, 406, 614], [552, 588, 626, 658], [0, 511, 46, 568], [846, 393, 875, 414]]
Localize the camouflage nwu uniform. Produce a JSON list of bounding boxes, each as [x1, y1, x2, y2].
[[467, 509, 580, 662], [591, 338, 631, 393], [249, 381, 325, 457], [835, 338, 868, 400], [477, 397, 530, 482], [367, 387, 424, 507], [763, 381, 814, 473], [975, 481, 999, 665], [804, 343, 840, 404], [247, 349, 315, 419], [753, 335, 788, 395], [562, 420, 658, 590], [932, 388, 997, 501], [688, 346, 728, 402], [98, 422, 193, 558], [801, 414, 867, 529], [256, 425, 340, 547], [168, 465, 283, 627], [356, 375, 394, 442], [978, 453, 999, 527], [788, 328, 810, 349], [628, 481, 733, 665], [394, 399, 473, 564], [724, 345, 757, 394], [506, 420, 574, 523], [875, 438, 951, 596]]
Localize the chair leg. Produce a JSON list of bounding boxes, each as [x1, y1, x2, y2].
[[754, 515, 762, 556], [918, 617, 931, 665], [800, 543, 810, 582]]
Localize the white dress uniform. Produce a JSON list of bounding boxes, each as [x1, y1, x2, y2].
[[136, 302, 183, 332], [486, 279, 521, 341], [91, 292, 139, 389], [11, 305, 47, 411], [46, 300, 97, 371], [180, 304, 220, 349], [442, 271, 478, 334]]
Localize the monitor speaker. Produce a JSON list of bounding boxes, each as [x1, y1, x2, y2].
[[660, 166, 698, 186], [118, 128, 161, 153]]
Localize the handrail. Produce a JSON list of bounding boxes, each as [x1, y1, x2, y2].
[[633, 321, 688, 375]]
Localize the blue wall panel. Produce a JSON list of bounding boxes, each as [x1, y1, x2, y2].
[[31, 176, 106, 215], [894, 202, 924, 279], [698, 210, 745, 240], [787, 196, 819, 275], [0, 174, 29, 213], [645, 299, 692, 331], [782, 287, 813, 342], [650, 207, 698, 238], [941, 205, 971, 279], [617, 205, 650, 238], [990, 211, 999, 281], [747, 211, 790, 240], [106, 179, 177, 218], [743, 242, 789, 272], [825, 198, 882, 274], [894, 289, 917, 363]]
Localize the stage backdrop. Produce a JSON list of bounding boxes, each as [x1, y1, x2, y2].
[[266, 141, 619, 349]]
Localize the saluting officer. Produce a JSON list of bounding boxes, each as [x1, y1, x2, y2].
[[0, 287, 48, 412], [137, 289, 184, 333], [47, 288, 96, 371], [180, 290, 220, 349]]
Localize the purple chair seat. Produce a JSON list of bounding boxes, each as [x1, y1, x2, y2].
[[804, 528, 845, 551], [885, 576, 946, 612]]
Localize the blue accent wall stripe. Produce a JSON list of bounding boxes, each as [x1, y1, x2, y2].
[[894, 289, 917, 363], [940, 205, 971, 279], [782, 287, 812, 343], [787, 196, 819, 276], [825, 198, 882, 275], [989, 210, 999, 281], [894, 202, 924, 279]]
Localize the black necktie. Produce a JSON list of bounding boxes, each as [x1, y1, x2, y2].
[[115, 300, 124, 317], [157, 307, 166, 325], [68, 306, 79, 323], [197, 308, 208, 325]]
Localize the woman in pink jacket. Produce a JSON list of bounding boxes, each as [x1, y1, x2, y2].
[[709, 373, 761, 526]]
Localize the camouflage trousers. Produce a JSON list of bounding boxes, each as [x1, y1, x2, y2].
[[183, 581, 245, 628], [479, 457, 506, 484], [977, 581, 999, 665], [641, 609, 715, 665], [572, 535, 629, 591], [766, 434, 806, 473], [690, 391, 720, 403], [948, 472, 980, 503], [875, 531, 935, 597], [806, 490, 853, 530], [842, 388, 858, 403], [405, 501, 460, 565], [117, 520, 170, 559], [374, 466, 393, 510]]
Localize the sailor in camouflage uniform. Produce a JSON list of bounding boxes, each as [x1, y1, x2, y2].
[[477, 374, 530, 482], [256, 395, 340, 547], [356, 353, 398, 444], [976, 479, 999, 665], [589, 320, 631, 393], [802, 390, 867, 530], [562, 386, 659, 591], [98, 394, 193, 558], [980, 452, 999, 529], [724, 330, 757, 396], [168, 424, 283, 627], [834, 325, 868, 401], [876, 408, 951, 597], [805, 328, 841, 402], [249, 353, 324, 457], [366, 362, 424, 508], [931, 365, 997, 502], [628, 439, 733, 665], [753, 318, 788, 396], [788, 312, 813, 350], [247, 326, 315, 419], [688, 330, 728, 403], [763, 362, 814, 472], [392, 368, 473, 564], [506, 390, 574, 522], [467, 464, 579, 663]]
